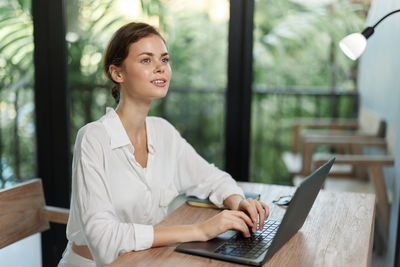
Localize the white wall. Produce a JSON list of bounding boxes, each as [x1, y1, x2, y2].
[[0, 233, 42, 267], [358, 1, 400, 266]]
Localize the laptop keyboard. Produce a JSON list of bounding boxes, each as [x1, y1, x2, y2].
[[214, 219, 280, 259]]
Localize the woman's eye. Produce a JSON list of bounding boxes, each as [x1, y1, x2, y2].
[[162, 58, 169, 63], [141, 58, 151, 63]]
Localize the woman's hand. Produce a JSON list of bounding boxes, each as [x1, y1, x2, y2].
[[223, 194, 270, 233], [196, 210, 254, 241], [237, 198, 269, 233]]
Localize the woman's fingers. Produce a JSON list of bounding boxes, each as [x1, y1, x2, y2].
[[255, 201, 265, 230], [219, 210, 252, 237], [255, 201, 270, 230], [245, 199, 260, 232], [240, 199, 257, 232], [261, 202, 270, 220], [238, 199, 270, 232], [229, 215, 251, 237], [247, 199, 259, 224], [232, 210, 253, 227], [204, 200, 271, 241], [200, 210, 253, 240]]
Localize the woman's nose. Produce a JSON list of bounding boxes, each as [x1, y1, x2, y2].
[[154, 62, 165, 73]]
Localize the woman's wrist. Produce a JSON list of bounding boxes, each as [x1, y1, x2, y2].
[[193, 223, 208, 242], [223, 194, 245, 211], [153, 224, 207, 247]]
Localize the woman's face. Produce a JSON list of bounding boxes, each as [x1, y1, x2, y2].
[[114, 34, 171, 101]]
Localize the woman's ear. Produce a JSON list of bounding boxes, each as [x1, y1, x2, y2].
[[109, 65, 124, 83]]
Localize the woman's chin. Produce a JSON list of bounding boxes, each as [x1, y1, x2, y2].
[[151, 88, 169, 99]]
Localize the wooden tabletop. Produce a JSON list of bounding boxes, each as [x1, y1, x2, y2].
[[110, 182, 375, 267]]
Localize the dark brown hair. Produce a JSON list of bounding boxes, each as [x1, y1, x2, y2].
[[103, 22, 165, 104]]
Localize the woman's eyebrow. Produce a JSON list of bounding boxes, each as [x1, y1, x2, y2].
[[137, 52, 169, 57]]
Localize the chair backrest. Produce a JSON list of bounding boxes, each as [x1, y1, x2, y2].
[[358, 107, 385, 137], [386, 124, 398, 156], [0, 178, 69, 249]]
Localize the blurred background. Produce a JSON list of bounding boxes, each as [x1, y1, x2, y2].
[[0, 0, 369, 188]]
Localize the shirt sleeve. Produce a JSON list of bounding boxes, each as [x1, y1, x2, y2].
[[73, 128, 154, 266], [171, 127, 244, 208]]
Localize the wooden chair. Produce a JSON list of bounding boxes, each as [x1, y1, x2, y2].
[[312, 124, 397, 240], [283, 107, 386, 178], [291, 107, 385, 153], [0, 178, 69, 250], [300, 135, 387, 176]]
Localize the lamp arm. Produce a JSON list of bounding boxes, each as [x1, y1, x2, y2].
[[372, 9, 400, 28], [361, 9, 400, 39]]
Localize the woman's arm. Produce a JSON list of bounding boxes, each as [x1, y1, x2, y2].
[[152, 195, 270, 247], [73, 129, 154, 265], [152, 210, 253, 247]]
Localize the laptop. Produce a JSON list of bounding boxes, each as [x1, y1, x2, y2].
[[176, 157, 335, 266]]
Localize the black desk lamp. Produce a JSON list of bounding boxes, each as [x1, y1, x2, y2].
[[339, 9, 400, 60]]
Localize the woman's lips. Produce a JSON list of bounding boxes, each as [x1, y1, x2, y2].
[[151, 79, 167, 87]]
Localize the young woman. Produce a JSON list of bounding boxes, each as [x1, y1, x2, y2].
[[58, 22, 269, 267]]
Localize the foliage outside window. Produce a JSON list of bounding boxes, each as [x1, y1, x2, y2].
[[0, 0, 36, 188], [250, 0, 370, 183], [66, 0, 229, 169]]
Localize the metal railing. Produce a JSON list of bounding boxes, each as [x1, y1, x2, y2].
[[253, 87, 358, 118], [67, 85, 359, 185]]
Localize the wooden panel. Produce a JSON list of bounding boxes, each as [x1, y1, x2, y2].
[[283, 152, 355, 178], [386, 124, 397, 156], [291, 119, 358, 153], [111, 183, 375, 267], [40, 206, 69, 225], [315, 155, 394, 167], [293, 118, 358, 128], [358, 107, 385, 137], [303, 136, 386, 146], [369, 166, 390, 238], [300, 136, 386, 176], [0, 179, 49, 248], [301, 142, 316, 174]]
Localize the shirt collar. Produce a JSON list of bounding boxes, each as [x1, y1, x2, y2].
[[101, 107, 156, 154], [146, 121, 156, 154]]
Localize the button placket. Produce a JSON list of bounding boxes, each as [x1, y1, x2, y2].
[[145, 152, 154, 182], [123, 146, 150, 189]]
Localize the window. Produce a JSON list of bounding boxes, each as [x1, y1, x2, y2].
[[0, 0, 36, 188], [250, 0, 369, 183], [0, 1, 41, 267], [66, 0, 230, 168]]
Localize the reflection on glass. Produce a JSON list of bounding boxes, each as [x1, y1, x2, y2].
[[0, 0, 36, 188], [66, 0, 229, 168]]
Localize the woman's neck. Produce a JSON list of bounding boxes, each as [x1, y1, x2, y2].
[[115, 98, 151, 142]]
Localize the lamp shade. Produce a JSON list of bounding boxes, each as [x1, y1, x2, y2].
[[339, 33, 367, 60]]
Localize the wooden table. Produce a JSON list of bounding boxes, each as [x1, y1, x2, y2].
[[111, 182, 375, 267]]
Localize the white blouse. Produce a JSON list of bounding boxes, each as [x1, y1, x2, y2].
[[66, 107, 244, 266]]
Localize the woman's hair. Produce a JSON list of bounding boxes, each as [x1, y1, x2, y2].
[[103, 22, 165, 104]]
